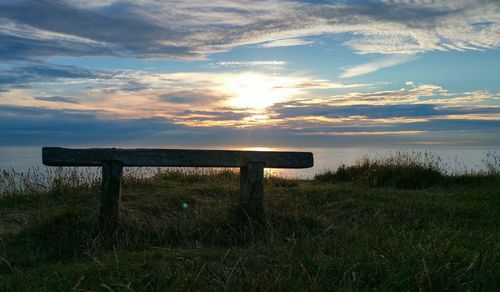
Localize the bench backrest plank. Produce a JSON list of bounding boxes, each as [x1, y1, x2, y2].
[[42, 147, 314, 169]]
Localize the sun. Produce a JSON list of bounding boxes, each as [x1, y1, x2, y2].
[[222, 73, 298, 110]]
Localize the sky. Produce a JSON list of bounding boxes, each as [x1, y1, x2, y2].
[[0, 0, 499, 148]]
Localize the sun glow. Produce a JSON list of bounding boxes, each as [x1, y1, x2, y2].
[[223, 73, 298, 110], [242, 146, 275, 151]]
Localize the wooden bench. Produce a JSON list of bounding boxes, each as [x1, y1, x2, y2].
[[42, 147, 313, 227]]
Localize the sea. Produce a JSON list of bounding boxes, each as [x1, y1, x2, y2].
[[0, 145, 498, 178]]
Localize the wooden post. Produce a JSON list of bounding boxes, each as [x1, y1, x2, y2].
[[239, 162, 265, 218], [99, 160, 123, 228]]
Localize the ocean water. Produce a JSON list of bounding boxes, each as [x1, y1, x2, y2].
[[0, 145, 498, 178]]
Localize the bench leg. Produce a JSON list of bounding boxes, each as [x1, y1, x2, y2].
[[99, 160, 123, 228], [239, 162, 265, 218]]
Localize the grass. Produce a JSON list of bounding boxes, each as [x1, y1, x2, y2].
[[314, 150, 500, 189], [0, 151, 499, 291]]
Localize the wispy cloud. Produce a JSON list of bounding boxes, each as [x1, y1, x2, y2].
[[2, 63, 372, 119], [159, 90, 228, 105], [0, 62, 113, 87], [32, 95, 78, 104], [2, 103, 499, 147], [213, 60, 287, 67], [259, 38, 314, 48], [326, 85, 498, 107], [299, 130, 427, 136], [340, 54, 418, 78], [1, 67, 498, 137], [0, 0, 498, 59]]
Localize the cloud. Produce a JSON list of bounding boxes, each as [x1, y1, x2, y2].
[[340, 54, 418, 78], [0, 104, 183, 145], [0, 62, 113, 89], [213, 60, 288, 67], [1, 104, 499, 147], [177, 110, 251, 122], [298, 130, 426, 136], [1, 60, 498, 145], [309, 84, 498, 106], [0, 0, 198, 59], [286, 81, 372, 89], [2, 65, 370, 121], [1, 62, 498, 128], [259, 38, 314, 48], [262, 83, 500, 133], [159, 90, 227, 105], [0, 0, 498, 60], [271, 103, 500, 120], [33, 95, 78, 104]]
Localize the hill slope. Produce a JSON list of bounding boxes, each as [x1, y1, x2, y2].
[[1, 170, 499, 291]]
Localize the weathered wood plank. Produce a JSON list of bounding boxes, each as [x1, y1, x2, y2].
[[99, 160, 123, 228], [42, 147, 313, 168], [239, 162, 264, 218]]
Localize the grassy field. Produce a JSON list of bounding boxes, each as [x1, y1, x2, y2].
[[1, 152, 499, 291]]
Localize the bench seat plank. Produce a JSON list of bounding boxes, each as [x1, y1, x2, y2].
[[42, 147, 313, 169]]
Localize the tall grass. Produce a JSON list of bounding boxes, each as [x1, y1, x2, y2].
[[0, 167, 101, 196], [483, 151, 500, 174], [314, 150, 500, 189], [0, 166, 230, 196], [0, 165, 298, 196]]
